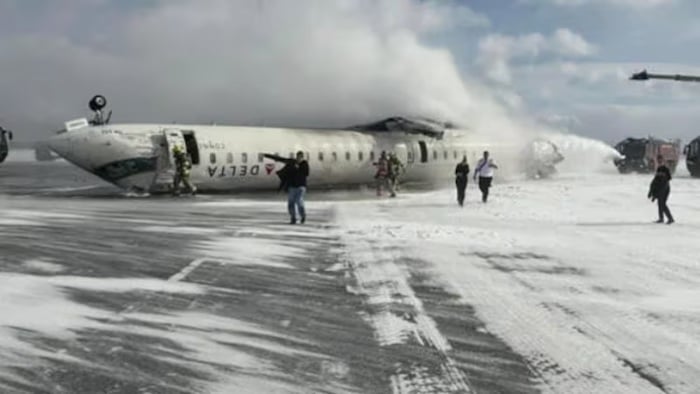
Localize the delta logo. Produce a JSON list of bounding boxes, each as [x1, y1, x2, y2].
[[265, 163, 276, 175]]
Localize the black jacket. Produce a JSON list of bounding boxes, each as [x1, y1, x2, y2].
[[288, 161, 309, 188], [455, 162, 470, 180], [272, 160, 309, 190], [264, 153, 309, 190], [648, 165, 671, 198]]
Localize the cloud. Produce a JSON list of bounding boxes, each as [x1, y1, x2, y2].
[[476, 29, 596, 84], [500, 60, 700, 143], [570, 104, 700, 144], [537, 113, 582, 131], [518, 0, 675, 7], [0, 0, 498, 140], [511, 61, 700, 106]]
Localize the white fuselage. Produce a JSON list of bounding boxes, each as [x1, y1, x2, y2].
[[48, 121, 508, 193]]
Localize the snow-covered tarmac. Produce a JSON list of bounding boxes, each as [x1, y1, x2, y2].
[[1, 160, 699, 393], [338, 173, 700, 394]]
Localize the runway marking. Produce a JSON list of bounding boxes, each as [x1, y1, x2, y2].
[[168, 258, 207, 282]]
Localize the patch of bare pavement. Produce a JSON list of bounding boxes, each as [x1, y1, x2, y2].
[[0, 193, 538, 393]]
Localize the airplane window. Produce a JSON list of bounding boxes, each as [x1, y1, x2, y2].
[[226, 153, 233, 164], [258, 153, 264, 163], [241, 153, 248, 163], [433, 150, 438, 160], [370, 151, 375, 161], [453, 151, 458, 159], [408, 151, 413, 161], [210, 153, 216, 164], [444, 151, 448, 160], [318, 152, 324, 161], [345, 152, 351, 161], [358, 151, 364, 161], [332, 152, 338, 161], [289, 152, 294, 158]]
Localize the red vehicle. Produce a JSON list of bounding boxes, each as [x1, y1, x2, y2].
[[613, 137, 681, 174]]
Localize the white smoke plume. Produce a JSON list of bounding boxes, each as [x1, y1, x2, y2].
[[0, 0, 618, 172]]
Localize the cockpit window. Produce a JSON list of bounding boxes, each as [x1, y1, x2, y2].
[[94, 157, 158, 182]]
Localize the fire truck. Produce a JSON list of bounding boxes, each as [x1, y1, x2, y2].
[[613, 136, 681, 174], [630, 70, 700, 177]]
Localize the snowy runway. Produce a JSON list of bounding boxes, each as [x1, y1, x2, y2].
[[336, 173, 700, 394], [1, 160, 699, 393]]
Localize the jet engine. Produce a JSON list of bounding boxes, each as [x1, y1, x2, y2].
[[521, 138, 565, 179]]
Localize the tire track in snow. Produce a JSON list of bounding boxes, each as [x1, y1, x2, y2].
[[360, 218, 675, 393], [443, 244, 671, 394], [556, 302, 700, 394], [337, 207, 473, 394]]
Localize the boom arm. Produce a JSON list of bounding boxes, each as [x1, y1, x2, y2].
[[630, 70, 700, 83]]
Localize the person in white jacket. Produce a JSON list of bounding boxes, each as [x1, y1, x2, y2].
[[473, 151, 498, 203]]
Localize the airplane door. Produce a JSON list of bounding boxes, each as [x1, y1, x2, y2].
[[162, 129, 187, 169], [393, 143, 409, 166], [418, 141, 428, 163], [151, 128, 189, 191]]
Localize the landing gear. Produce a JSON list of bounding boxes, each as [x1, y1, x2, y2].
[[88, 95, 112, 126]]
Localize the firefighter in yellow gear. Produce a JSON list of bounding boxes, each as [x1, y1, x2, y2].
[[387, 152, 405, 197], [172, 145, 196, 196]]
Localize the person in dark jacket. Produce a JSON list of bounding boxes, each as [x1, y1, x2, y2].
[[454, 156, 470, 206], [264, 151, 309, 223], [648, 155, 674, 224], [287, 151, 309, 224]]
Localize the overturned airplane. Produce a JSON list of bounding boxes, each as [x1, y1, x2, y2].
[[47, 96, 565, 193]]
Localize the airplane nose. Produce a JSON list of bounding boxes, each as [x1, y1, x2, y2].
[[47, 132, 74, 160]]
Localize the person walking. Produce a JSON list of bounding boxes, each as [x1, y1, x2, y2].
[[473, 151, 498, 203], [286, 151, 309, 224], [648, 155, 674, 224], [172, 145, 196, 196], [374, 151, 390, 196], [455, 156, 470, 206], [263, 151, 309, 224], [387, 152, 405, 197]]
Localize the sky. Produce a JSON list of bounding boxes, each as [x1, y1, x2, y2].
[[1, 0, 700, 144]]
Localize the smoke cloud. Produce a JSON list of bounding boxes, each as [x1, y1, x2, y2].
[[0, 0, 618, 172], [0, 0, 490, 133]]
